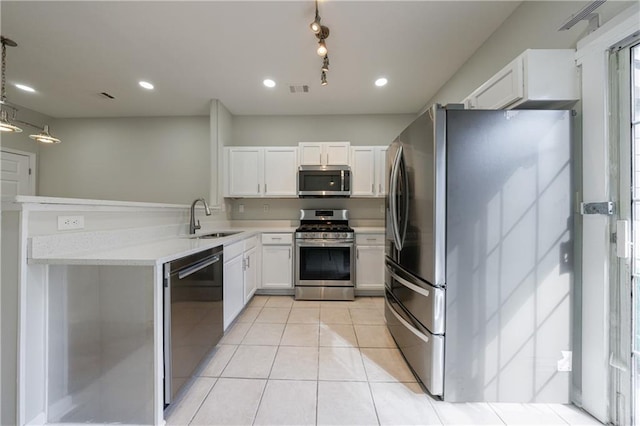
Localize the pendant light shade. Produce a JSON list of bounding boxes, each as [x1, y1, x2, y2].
[[29, 125, 60, 144], [0, 109, 22, 132]]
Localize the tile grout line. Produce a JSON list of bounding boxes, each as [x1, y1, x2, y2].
[[186, 377, 218, 425]]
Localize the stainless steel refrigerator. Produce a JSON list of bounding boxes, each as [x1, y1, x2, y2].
[[385, 105, 573, 403]]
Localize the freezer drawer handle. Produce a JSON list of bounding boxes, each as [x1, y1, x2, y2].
[[386, 299, 429, 344], [389, 269, 430, 298], [177, 255, 221, 280]]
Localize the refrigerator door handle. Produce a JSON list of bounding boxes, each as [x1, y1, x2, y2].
[[398, 150, 410, 249], [389, 146, 403, 250], [386, 297, 430, 344]]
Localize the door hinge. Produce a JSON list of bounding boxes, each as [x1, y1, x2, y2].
[[580, 201, 615, 215]]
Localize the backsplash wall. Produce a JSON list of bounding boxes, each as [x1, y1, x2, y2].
[[228, 198, 384, 221]]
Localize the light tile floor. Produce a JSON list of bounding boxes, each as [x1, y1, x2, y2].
[[165, 296, 601, 426]]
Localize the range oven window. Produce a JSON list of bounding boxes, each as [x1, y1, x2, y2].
[[299, 246, 351, 281]]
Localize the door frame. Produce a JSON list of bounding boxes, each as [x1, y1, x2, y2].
[[0, 147, 36, 197]]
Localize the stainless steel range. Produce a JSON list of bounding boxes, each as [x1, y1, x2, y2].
[[295, 209, 355, 301]]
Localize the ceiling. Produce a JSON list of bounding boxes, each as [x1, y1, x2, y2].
[[1, 1, 520, 118]]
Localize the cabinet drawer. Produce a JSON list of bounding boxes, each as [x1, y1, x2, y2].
[[244, 236, 258, 251], [224, 240, 245, 261], [355, 233, 384, 245], [262, 233, 293, 245]]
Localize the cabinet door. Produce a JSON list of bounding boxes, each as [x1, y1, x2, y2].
[[243, 247, 259, 303], [223, 255, 245, 330], [355, 245, 385, 290], [350, 147, 376, 197], [468, 57, 523, 110], [325, 142, 350, 165], [264, 148, 297, 196], [228, 148, 264, 197], [261, 245, 293, 289], [298, 143, 323, 166], [375, 146, 388, 197]]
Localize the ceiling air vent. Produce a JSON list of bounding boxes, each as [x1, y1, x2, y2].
[[99, 92, 115, 99], [289, 85, 310, 94]]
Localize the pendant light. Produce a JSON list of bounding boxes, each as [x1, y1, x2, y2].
[[29, 125, 60, 144], [0, 36, 22, 133], [0, 35, 62, 144]]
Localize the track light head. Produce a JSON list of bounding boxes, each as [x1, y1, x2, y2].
[[322, 55, 329, 72], [317, 41, 327, 57]]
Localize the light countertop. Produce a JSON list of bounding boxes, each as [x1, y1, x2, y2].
[[29, 224, 383, 267]]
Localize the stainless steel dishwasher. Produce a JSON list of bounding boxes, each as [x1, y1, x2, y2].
[[163, 246, 223, 406]]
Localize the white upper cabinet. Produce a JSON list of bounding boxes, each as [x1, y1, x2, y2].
[[264, 147, 297, 196], [464, 49, 578, 110], [226, 147, 264, 197], [298, 142, 350, 166], [350, 146, 387, 198], [225, 147, 297, 197], [351, 147, 376, 197]]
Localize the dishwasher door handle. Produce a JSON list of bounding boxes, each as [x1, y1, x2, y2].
[[177, 255, 221, 280]]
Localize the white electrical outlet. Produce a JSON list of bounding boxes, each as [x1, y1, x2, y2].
[[57, 215, 85, 230]]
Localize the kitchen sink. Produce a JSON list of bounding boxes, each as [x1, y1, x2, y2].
[[191, 231, 241, 239]]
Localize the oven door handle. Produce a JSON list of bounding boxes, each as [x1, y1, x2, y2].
[[176, 255, 221, 280], [296, 241, 354, 248]]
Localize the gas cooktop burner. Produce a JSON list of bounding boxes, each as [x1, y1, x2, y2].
[[295, 209, 354, 240], [296, 224, 354, 233]]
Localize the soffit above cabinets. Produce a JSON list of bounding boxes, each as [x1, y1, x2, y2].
[[0, 1, 519, 118]]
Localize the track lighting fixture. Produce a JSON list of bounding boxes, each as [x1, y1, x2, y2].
[[309, 1, 331, 86], [0, 35, 62, 143], [322, 56, 329, 72]]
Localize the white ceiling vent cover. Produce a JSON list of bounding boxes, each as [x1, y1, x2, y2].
[[289, 85, 310, 94]]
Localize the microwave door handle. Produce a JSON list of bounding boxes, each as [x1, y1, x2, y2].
[[390, 146, 403, 250]]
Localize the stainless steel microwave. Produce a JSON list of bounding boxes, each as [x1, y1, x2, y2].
[[297, 165, 351, 197]]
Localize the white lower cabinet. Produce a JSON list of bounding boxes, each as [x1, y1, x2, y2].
[[260, 233, 293, 290], [355, 232, 385, 292], [223, 236, 260, 330], [243, 245, 259, 302], [223, 252, 245, 330]]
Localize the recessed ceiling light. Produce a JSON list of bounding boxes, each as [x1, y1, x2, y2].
[[139, 81, 154, 90], [375, 78, 388, 87], [263, 79, 276, 88], [15, 83, 35, 92]]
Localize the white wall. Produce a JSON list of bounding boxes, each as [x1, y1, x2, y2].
[[38, 116, 210, 204], [424, 0, 636, 109], [231, 114, 414, 147]]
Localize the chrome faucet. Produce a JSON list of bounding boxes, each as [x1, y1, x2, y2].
[[189, 198, 212, 234]]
